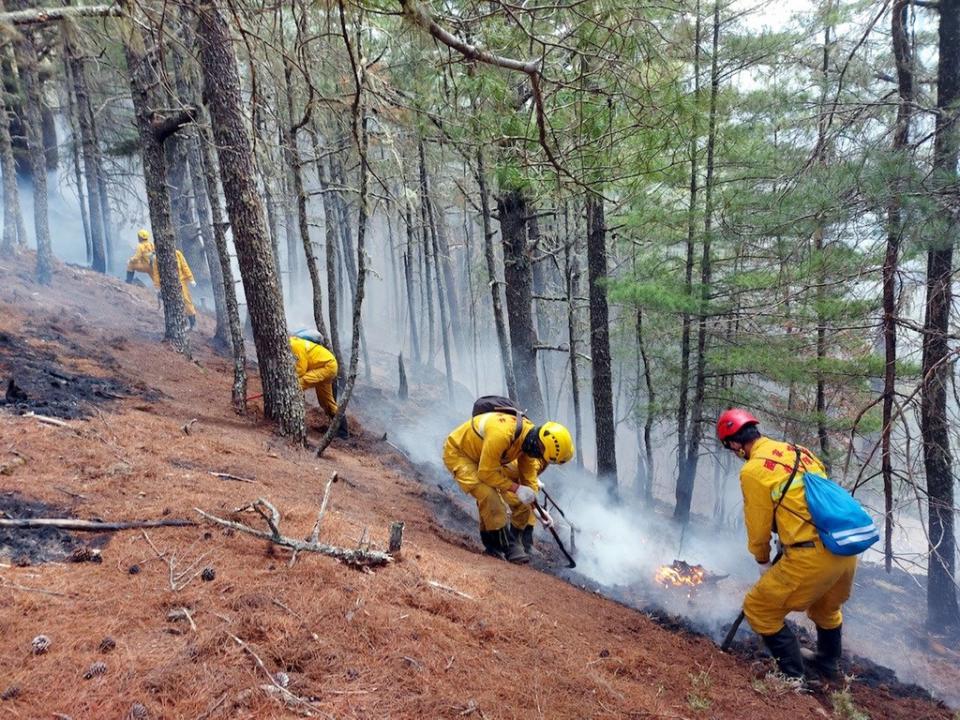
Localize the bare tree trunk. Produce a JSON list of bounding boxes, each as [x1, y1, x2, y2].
[[62, 52, 91, 264], [883, 0, 914, 574], [167, 136, 204, 276], [677, 0, 701, 495], [198, 117, 246, 410], [586, 193, 617, 494], [311, 127, 341, 364], [317, 0, 368, 456], [195, 0, 304, 441], [637, 306, 655, 504], [677, 0, 719, 523], [476, 147, 516, 397], [498, 188, 545, 418], [564, 234, 583, 470], [62, 15, 106, 272], [120, 5, 187, 348], [0, 43, 25, 254], [402, 200, 422, 365], [921, 0, 960, 628], [12, 13, 53, 283]]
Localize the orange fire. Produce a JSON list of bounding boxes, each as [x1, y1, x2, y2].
[[655, 561, 706, 588]]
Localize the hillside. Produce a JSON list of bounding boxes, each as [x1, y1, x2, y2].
[[0, 254, 953, 720]]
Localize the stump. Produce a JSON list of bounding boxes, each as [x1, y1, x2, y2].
[[388, 520, 404, 555]]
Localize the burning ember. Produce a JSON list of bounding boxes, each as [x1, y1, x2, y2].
[[654, 560, 708, 589]]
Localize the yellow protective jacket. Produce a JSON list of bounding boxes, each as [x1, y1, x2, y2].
[[444, 412, 540, 493], [289, 336, 337, 388], [740, 437, 824, 563], [126, 240, 195, 289]]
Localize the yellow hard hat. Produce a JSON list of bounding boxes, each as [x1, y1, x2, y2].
[[137, 228, 150, 241], [539, 422, 574, 464]]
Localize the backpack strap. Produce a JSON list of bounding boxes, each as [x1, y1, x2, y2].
[[771, 448, 803, 534]]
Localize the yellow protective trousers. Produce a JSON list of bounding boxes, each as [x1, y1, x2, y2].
[[743, 542, 857, 635], [442, 443, 532, 532]]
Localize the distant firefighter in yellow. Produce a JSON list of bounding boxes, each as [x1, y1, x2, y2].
[[289, 334, 347, 439], [443, 405, 573, 564], [125, 228, 198, 328]]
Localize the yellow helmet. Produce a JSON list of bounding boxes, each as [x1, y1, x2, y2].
[[539, 422, 574, 464], [137, 228, 151, 241]]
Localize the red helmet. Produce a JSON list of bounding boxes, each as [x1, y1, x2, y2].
[[716, 408, 759, 442]]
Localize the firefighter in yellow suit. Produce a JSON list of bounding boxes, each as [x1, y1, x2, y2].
[[289, 335, 347, 439], [125, 229, 198, 328], [717, 408, 856, 680], [443, 412, 573, 564]]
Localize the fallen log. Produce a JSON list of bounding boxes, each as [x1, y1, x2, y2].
[[0, 518, 196, 531]]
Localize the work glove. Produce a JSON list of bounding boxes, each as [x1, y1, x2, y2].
[[757, 560, 773, 577], [190, 280, 197, 287], [515, 485, 536, 505], [537, 479, 546, 492], [125, 270, 135, 284], [535, 506, 554, 529]]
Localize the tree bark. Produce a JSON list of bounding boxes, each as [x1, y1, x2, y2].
[[498, 189, 545, 418], [677, 0, 719, 523], [476, 148, 516, 397], [194, 0, 304, 441], [62, 15, 106, 273], [921, 0, 960, 628], [120, 4, 187, 348], [198, 117, 246, 411], [12, 12, 53, 283], [61, 49, 91, 264], [311, 130, 342, 364], [402, 200, 422, 365], [0, 49, 25, 254], [586, 193, 617, 493], [677, 0, 701, 499], [883, 0, 914, 575], [564, 235, 583, 470]]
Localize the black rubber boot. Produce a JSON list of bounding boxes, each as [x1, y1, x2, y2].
[[188, 314, 197, 329], [125, 270, 135, 284], [520, 525, 534, 553], [479, 530, 505, 559], [335, 418, 349, 439], [504, 527, 529, 564], [761, 625, 805, 679], [806, 625, 842, 680]]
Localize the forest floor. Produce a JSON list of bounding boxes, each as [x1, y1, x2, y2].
[[0, 252, 956, 720]]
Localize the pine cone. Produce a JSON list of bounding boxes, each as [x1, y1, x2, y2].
[[0, 685, 21, 701], [69, 547, 102, 564], [83, 661, 107, 679], [31, 635, 51, 654], [274, 671, 290, 688], [98, 637, 116, 653], [126, 702, 148, 719], [201, 567, 215, 582]]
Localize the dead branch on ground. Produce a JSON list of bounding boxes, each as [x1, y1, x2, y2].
[[210, 471, 257, 484], [196, 497, 392, 568], [0, 518, 195, 531]]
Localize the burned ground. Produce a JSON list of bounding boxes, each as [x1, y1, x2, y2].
[[0, 254, 955, 719]]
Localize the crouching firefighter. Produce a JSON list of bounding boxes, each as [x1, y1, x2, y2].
[[443, 402, 573, 564], [289, 334, 348, 439], [718, 409, 860, 681], [125, 228, 198, 329]]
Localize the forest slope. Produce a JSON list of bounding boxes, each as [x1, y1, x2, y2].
[[0, 254, 951, 719]]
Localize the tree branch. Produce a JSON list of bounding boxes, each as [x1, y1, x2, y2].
[[0, 4, 119, 26], [151, 107, 198, 143]]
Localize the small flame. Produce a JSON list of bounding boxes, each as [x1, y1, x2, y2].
[[655, 561, 706, 588]]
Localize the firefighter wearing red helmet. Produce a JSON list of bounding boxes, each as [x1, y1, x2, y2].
[[717, 409, 857, 681]]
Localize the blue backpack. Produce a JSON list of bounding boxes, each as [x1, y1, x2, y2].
[[779, 448, 879, 556], [293, 328, 324, 345]]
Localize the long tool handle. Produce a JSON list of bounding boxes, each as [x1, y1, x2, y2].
[[720, 611, 746, 652], [720, 549, 784, 652], [246, 392, 263, 402], [540, 488, 569, 521], [534, 501, 576, 568]]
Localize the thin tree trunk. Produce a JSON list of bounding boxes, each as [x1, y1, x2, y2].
[[476, 147, 516, 397], [921, 0, 960, 628], [12, 13, 53, 283], [637, 306, 655, 504], [814, 16, 832, 467], [198, 117, 246, 410], [883, 0, 914, 574], [311, 127, 341, 365], [677, 0, 720, 523], [0, 50, 24, 254], [120, 6, 190, 348], [195, 0, 304, 441], [403, 200, 422, 365], [498, 188, 545, 418], [62, 14, 106, 272], [429, 183, 455, 401], [564, 235, 583, 470], [586, 193, 617, 493], [64, 59, 92, 264], [167, 136, 204, 279], [677, 0, 701, 495]]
